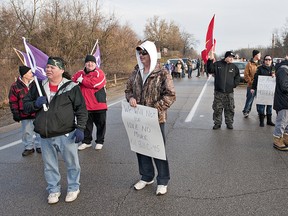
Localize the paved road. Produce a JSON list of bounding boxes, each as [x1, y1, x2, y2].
[[1, 74, 287, 216]]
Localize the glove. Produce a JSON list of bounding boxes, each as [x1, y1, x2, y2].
[[13, 115, 21, 122], [72, 128, 84, 143], [77, 75, 83, 83], [35, 96, 47, 108]]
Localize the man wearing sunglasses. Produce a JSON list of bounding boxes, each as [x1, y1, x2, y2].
[[125, 41, 176, 195]]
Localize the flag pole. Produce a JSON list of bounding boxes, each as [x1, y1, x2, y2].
[[90, 39, 99, 55], [13, 48, 25, 65], [22, 37, 48, 111]]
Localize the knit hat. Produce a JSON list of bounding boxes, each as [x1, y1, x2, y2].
[[224, 51, 235, 58], [252, 50, 260, 57], [19, 66, 31, 77], [85, 55, 96, 63]]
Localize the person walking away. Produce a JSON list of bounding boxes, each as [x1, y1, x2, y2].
[[251, 55, 275, 127], [23, 57, 88, 204], [125, 41, 176, 195], [187, 59, 193, 79], [72, 55, 107, 151], [9, 66, 41, 156], [196, 58, 201, 77], [242, 50, 261, 117], [207, 51, 240, 130], [272, 55, 288, 151]]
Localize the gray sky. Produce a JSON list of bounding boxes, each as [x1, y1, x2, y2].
[[100, 0, 288, 56]]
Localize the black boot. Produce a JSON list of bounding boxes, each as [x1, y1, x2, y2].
[[259, 114, 265, 127], [267, 114, 275, 126]]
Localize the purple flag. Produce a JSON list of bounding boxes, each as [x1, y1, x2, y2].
[[22, 37, 48, 80], [93, 44, 101, 69]]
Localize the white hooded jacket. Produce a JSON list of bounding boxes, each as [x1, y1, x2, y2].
[[135, 41, 158, 84]]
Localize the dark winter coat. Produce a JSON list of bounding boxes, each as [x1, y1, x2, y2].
[[251, 64, 274, 90], [273, 60, 288, 112], [9, 77, 36, 122], [207, 59, 240, 93], [23, 78, 88, 138]]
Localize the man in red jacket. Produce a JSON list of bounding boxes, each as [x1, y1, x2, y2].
[[9, 66, 41, 156], [72, 55, 107, 151]]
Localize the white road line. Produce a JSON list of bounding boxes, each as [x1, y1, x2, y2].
[[185, 76, 211, 122], [0, 98, 124, 151], [0, 139, 22, 151]]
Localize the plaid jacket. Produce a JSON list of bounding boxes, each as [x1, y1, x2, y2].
[[9, 77, 36, 121]]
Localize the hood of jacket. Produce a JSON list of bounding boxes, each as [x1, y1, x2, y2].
[[135, 41, 158, 84], [275, 59, 288, 71]]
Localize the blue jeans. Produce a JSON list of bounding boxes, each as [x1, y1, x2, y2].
[[136, 123, 170, 185], [40, 131, 80, 193], [242, 87, 255, 113], [256, 104, 272, 115], [21, 119, 41, 150], [273, 109, 288, 137]]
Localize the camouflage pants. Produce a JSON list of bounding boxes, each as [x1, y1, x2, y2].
[[212, 91, 235, 125]]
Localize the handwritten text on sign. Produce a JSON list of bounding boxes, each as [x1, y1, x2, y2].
[[121, 101, 166, 160], [256, 76, 276, 105]]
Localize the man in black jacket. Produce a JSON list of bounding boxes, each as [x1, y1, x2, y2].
[[207, 51, 240, 130], [24, 57, 88, 204]]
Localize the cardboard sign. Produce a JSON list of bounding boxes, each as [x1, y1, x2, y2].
[[121, 101, 166, 160], [256, 76, 275, 105]]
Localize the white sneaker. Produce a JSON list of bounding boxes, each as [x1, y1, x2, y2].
[[78, 143, 92, 151], [48, 192, 61, 204], [95, 144, 103, 150], [65, 189, 80, 202], [134, 180, 154, 190], [156, 185, 167, 195]]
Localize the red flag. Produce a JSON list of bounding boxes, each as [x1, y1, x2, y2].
[[201, 49, 208, 64], [205, 15, 215, 54]]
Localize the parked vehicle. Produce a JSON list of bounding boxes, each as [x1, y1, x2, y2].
[[233, 61, 248, 83]]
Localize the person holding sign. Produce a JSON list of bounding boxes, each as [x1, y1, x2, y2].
[[251, 55, 275, 127], [272, 57, 288, 151], [125, 41, 176, 195]]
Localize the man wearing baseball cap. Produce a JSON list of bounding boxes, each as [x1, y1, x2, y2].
[[207, 51, 240, 130]]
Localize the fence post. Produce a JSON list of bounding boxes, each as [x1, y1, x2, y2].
[[114, 74, 117, 84]]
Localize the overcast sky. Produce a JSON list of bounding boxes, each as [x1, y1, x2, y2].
[[99, 0, 288, 56]]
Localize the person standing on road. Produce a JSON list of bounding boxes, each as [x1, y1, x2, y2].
[[196, 58, 201, 77], [72, 55, 107, 151], [272, 56, 288, 151], [242, 50, 261, 118], [251, 55, 275, 127], [8, 66, 41, 156], [187, 59, 193, 79], [207, 51, 240, 130], [23, 57, 88, 204], [174, 59, 184, 79], [125, 40, 176, 195]]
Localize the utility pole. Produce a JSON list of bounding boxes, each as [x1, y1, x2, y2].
[[272, 33, 275, 57]]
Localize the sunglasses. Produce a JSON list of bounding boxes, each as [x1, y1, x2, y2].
[[138, 49, 148, 56], [264, 59, 272, 61]]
